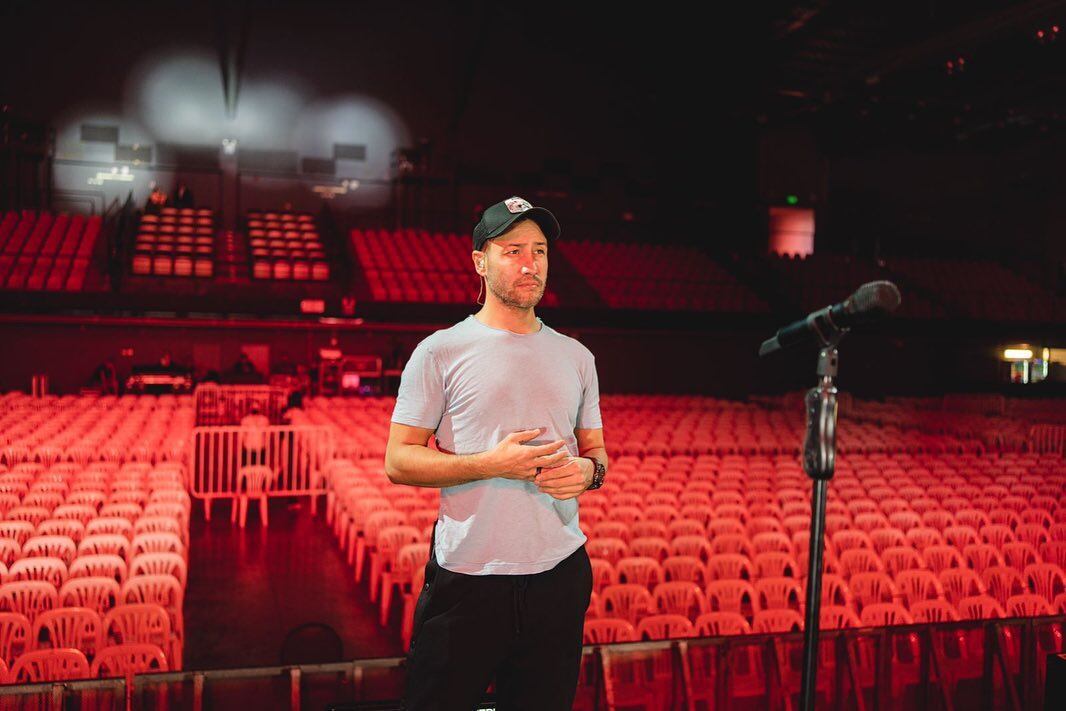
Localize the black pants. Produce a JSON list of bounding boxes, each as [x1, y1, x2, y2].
[[403, 539, 593, 710]]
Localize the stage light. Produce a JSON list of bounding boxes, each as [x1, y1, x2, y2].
[[1003, 348, 1033, 360], [786, 194, 799, 205]]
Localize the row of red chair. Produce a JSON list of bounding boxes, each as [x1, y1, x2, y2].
[[0, 211, 101, 291]]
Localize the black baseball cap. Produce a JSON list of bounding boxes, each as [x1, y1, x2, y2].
[[472, 196, 560, 251]]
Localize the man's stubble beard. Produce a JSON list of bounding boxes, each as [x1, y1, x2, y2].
[[486, 271, 545, 310]]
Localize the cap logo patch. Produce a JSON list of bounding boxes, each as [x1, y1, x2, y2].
[[505, 197, 533, 214]]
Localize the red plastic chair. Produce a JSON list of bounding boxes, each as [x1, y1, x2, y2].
[[587, 537, 629, 566], [979, 524, 1016, 549], [85, 518, 134, 540], [78, 534, 130, 560], [589, 558, 617, 594], [831, 530, 874, 554], [369, 525, 422, 603], [10, 647, 90, 682], [662, 556, 708, 586], [0, 612, 31, 665], [839, 548, 885, 577], [954, 509, 991, 531], [353, 509, 407, 580], [68, 555, 128, 584], [904, 527, 944, 552], [583, 617, 637, 644], [592, 521, 632, 543], [849, 572, 899, 611], [651, 581, 706, 620], [32, 607, 102, 656], [380, 542, 429, 626], [750, 531, 791, 555], [895, 569, 945, 607], [666, 519, 705, 539], [983, 566, 1028, 607], [819, 605, 860, 629], [627, 536, 671, 561], [631, 520, 669, 540], [0, 581, 57, 622], [1016, 524, 1051, 550], [1024, 563, 1066, 602], [881, 546, 925, 577], [939, 568, 987, 605], [103, 603, 179, 669], [962, 543, 1006, 576], [130, 532, 185, 561], [754, 577, 804, 612], [636, 613, 694, 640], [693, 611, 752, 636], [910, 599, 961, 623], [615, 557, 663, 589], [922, 545, 965, 574], [869, 527, 907, 555], [706, 553, 753, 581], [91, 642, 169, 677], [8, 557, 67, 588], [957, 594, 1006, 620], [753, 609, 803, 633], [860, 602, 914, 627], [669, 535, 714, 563], [1006, 593, 1054, 617], [1042, 541, 1066, 570], [59, 577, 120, 616], [600, 584, 654, 625], [121, 575, 184, 642], [705, 579, 757, 619], [34, 520, 85, 545], [753, 551, 799, 579], [1002, 542, 1042, 571], [129, 553, 188, 588]]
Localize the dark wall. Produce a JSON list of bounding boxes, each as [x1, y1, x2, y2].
[[0, 316, 1045, 399]]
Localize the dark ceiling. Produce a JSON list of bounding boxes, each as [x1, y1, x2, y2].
[[760, 0, 1066, 151]]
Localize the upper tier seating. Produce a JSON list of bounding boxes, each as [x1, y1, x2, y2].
[[886, 256, 1065, 323], [557, 240, 769, 312], [132, 207, 215, 278], [351, 228, 560, 305], [247, 210, 330, 281], [0, 211, 101, 291]]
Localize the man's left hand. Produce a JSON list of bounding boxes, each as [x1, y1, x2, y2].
[[533, 456, 593, 500]]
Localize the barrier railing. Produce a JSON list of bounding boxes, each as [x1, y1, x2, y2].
[[194, 384, 289, 426], [189, 425, 334, 520], [1, 615, 1060, 710], [1029, 424, 1066, 454]]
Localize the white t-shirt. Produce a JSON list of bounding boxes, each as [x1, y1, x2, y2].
[[391, 314, 602, 575]]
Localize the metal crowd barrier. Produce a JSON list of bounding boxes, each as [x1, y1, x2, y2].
[[194, 384, 288, 426], [189, 425, 334, 520], [1, 615, 1060, 710]]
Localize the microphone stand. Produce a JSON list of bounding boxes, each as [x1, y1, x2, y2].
[[799, 335, 843, 711]]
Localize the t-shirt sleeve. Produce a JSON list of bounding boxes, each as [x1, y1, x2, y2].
[[576, 353, 603, 429], [391, 340, 446, 430]]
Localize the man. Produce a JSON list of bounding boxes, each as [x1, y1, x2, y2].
[[385, 196, 608, 710]]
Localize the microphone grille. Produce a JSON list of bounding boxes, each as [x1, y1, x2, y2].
[[850, 281, 901, 316]]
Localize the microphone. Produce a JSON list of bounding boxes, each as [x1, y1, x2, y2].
[[759, 281, 901, 357]]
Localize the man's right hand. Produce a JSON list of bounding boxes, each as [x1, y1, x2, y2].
[[478, 428, 570, 481]]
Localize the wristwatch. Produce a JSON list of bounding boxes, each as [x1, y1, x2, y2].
[[583, 457, 606, 490]]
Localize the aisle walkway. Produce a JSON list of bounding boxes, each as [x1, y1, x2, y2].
[[183, 497, 403, 670]]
